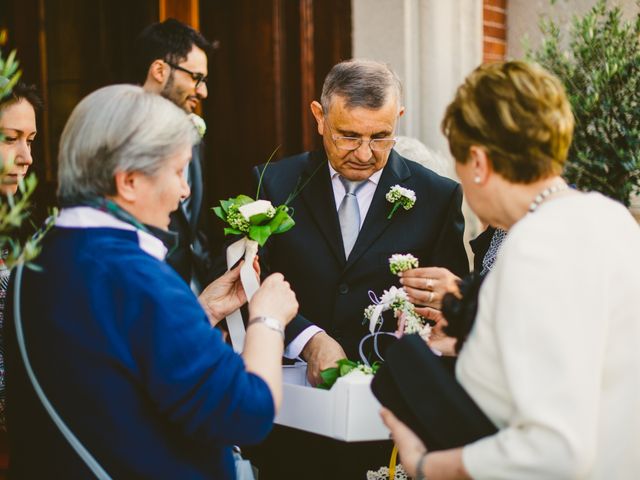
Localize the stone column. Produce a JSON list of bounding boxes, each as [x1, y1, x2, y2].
[[353, 0, 484, 253]]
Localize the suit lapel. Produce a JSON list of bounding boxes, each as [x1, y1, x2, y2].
[[345, 150, 412, 269], [188, 148, 203, 232], [299, 152, 347, 264]]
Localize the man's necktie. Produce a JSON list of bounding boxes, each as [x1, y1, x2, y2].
[[338, 177, 366, 257]]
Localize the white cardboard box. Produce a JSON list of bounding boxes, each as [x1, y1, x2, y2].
[[274, 364, 390, 442]]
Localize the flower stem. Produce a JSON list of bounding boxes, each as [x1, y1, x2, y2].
[[387, 202, 401, 219], [255, 145, 281, 200]]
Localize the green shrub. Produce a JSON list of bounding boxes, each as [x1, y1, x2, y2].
[[528, 0, 640, 206]]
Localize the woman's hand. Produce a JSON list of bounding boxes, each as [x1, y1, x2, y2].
[[198, 257, 262, 326], [199, 262, 248, 326], [399, 267, 461, 309], [381, 408, 427, 478], [425, 317, 458, 357], [249, 272, 298, 326]]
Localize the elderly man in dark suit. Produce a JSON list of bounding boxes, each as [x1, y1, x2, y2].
[[248, 59, 469, 479], [257, 59, 468, 383]]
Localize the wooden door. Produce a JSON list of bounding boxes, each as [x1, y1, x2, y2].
[[1, 0, 351, 243], [199, 0, 351, 204]]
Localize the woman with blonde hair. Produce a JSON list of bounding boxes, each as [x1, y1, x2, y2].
[[381, 61, 640, 479]]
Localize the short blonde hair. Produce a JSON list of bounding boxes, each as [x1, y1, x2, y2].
[[441, 61, 574, 183]]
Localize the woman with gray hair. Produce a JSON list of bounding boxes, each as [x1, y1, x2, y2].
[[5, 84, 298, 479]]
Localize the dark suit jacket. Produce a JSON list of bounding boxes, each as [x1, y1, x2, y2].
[[254, 150, 469, 359], [164, 144, 215, 288]]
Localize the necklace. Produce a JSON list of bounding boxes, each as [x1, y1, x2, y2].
[[528, 183, 570, 213]]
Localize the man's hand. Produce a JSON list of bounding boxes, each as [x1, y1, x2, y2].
[[301, 332, 346, 386]]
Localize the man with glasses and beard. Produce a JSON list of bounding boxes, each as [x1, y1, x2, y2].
[[133, 18, 216, 293], [250, 59, 469, 479]]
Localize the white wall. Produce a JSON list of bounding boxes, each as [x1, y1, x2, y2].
[[352, 0, 483, 158], [508, 0, 638, 59]]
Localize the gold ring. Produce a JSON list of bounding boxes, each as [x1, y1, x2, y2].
[[428, 291, 435, 303]]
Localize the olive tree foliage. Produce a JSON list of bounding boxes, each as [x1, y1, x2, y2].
[[529, 0, 640, 205]]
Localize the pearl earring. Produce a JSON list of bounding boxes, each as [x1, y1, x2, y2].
[[473, 176, 481, 184]]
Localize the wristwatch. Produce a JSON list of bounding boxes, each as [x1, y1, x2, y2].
[[415, 451, 428, 480], [248, 316, 285, 340]]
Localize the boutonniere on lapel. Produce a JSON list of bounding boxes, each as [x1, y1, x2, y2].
[[188, 113, 207, 138], [385, 185, 416, 219]]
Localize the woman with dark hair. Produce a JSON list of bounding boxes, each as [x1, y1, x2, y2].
[[0, 81, 42, 430], [381, 61, 640, 479]]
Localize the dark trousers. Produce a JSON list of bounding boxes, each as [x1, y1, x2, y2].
[[244, 425, 393, 480]]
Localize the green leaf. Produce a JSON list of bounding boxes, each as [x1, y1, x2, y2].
[[255, 145, 281, 199], [223, 227, 243, 236], [248, 212, 271, 225], [337, 359, 358, 376], [220, 199, 234, 214], [234, 194, 255, 206], [248, 224, 272, 246], [269, 206, 296, 234], [316, 358, 377, 390], [317, 367, 340, 390], [272, 216, 295, 234], [213, 206, 227, 221]]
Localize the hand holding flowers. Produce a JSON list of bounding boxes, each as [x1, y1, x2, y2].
[[364, 285, 431, 341], [211, 148, 296, 352], [399, 266, 461, 310], [318, 253, 433, 388]]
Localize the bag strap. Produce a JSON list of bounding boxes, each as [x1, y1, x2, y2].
[[13, 263, 112, 479]]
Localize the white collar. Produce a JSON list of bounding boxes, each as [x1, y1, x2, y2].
[[56, 207, 167, 261], [328, 163, 383, 185]]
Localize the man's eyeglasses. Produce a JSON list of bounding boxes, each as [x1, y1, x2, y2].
[[166, 61, 208, 88], [326, 123, 397, 152]]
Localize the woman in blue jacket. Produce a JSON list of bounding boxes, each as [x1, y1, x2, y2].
[[5, 84, 298, 479]]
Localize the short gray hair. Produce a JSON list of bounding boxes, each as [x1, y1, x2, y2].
[[394, 136, 455, 179], [58, 84, 199, 204], [320, 59, 403, 112]]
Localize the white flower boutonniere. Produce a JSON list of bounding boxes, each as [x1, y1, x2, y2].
[[388, 253, 418, 275], [385, 185, 416, 219], [189, 113, 207, 138]]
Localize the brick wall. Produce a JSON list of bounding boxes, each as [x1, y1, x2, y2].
[[483, 0, 507, 62]]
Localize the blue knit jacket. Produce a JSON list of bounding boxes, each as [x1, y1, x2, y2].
[[6, 223, 274, 479]]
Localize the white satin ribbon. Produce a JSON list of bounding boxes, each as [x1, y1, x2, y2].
[[367, 290, 389, 334], [225, 236, 260, 352]]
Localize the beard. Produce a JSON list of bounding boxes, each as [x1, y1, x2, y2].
[[160, 73, 190, 112]]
